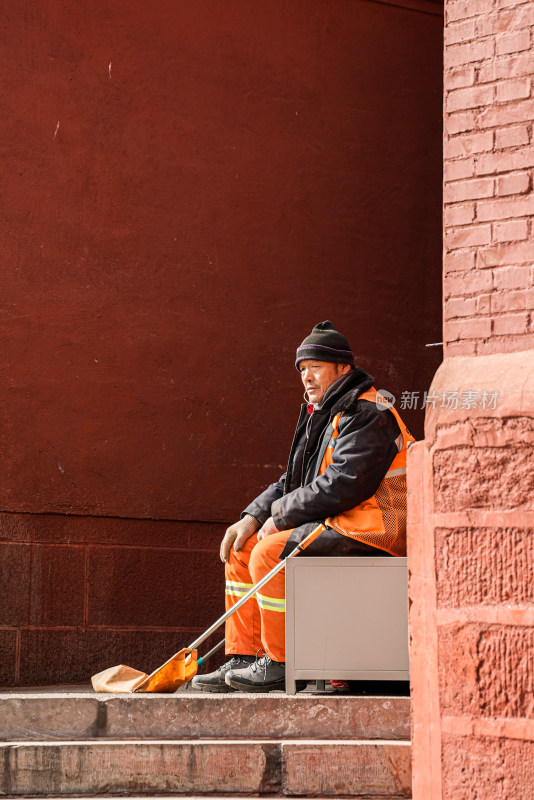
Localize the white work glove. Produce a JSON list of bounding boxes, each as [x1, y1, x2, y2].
[[256, 516, 280, 541], [220, 514, 260, 563]]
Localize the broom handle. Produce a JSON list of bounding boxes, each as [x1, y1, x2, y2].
[[197, 638, 225, 666], [188, 524, 324, 652]]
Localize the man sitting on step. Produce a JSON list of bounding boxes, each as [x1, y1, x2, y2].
[[192, 321, 413, 693]]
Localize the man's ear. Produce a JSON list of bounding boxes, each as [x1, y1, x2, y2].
[[341, 364, 351, 376]]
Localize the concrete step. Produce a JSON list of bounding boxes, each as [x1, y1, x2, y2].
[[0, 690, 411, 742], [0, 739, 412, 797]]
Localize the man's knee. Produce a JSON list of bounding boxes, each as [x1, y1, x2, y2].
[[249, 533, 285, 575], [225, 533, 259, 574]]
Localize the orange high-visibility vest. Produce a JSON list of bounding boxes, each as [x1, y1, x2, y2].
[[320, 387, 415, 557]]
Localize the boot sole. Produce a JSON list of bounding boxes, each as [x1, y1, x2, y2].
[[190, 682, 236, 693], [225, 678, 285, 692]]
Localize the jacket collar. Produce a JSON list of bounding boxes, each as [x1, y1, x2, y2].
[[330, 367, 374, 415], [313, 367, 374, 414]]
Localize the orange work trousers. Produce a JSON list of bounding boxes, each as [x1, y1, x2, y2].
[[224, 529, 293, 663]]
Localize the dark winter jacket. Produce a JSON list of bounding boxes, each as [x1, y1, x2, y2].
[[242, 368, 402, 557]]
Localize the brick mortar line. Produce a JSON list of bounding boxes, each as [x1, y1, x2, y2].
[[444, 236, 532, 244], [445, 227, 532, 236], [445, 102, 534, 119], [445, 86, 530, 103], [444, 260, 534, 268], [0, 738, 413, 746], [444, 154, 534, 167], [444, 295, 533, 303], [0, 509, 229, 525], [445, 310, 534, 322], [445, 2, 526, 23], [445, 261, 534, 268], [14, 629, 21, 684], [445, 314, 532, 320], [432, 436, 534, 447], [446, 32, 534, 48], [445, 338, 534, 354], [445, 315, 533, 323], [447, 302, 530, 309], [446, 209, 532, 218], [444, 286, 533, 294], [444, 34, 533, 46], [446, 100, 534, 112], [445, 34, 531, 54], [473, 332, 534, 339], [83, 550, 89, 627], [442, 714, 534, 741], [0, 625, 214, 633], [445, 158, 533, 168], [444, 254, 534, 263], [444, 169, 534, 183], [437, 606, 534, 626], [446, 126, 532, 136], [445, 64, 533, 73], [431, 510, 534, 526], [444, 185, 533, 194], [444, 282, 533, 290], [0, 542, 219, 553], [444, 335, 534, 342], [444, 179, 534, 189]]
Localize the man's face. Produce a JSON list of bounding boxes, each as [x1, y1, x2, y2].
[[299, 360, 351, 404]]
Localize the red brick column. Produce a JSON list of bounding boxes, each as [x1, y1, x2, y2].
[[409, 2, 534, 798]]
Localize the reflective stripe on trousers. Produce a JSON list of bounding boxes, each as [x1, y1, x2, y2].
[[224, 529, 293, 662], [224, 583, 286, 612]]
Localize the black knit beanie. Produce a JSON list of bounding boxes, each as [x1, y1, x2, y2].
[[295, 321, 355, 370]]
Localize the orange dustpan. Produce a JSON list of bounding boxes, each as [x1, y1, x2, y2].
[[91, 640, 223, 693], [91, 523, 326, 693]]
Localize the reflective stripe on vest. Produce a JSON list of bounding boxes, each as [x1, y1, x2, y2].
[[321, 387, 415, 557]]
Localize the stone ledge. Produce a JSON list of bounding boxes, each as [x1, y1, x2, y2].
[[0, 740, 412, 798], [0, 691, 411, 742]]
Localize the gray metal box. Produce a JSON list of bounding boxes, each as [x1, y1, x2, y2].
[[285, 556, 409, 694]]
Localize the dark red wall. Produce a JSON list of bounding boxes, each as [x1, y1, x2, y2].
[[0, 0, 443, 684]]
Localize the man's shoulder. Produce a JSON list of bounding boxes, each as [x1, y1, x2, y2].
[[331, 388, 375, 417], [334, 390, 401, 437], [327, 368, 374, 415], [335, 395, 381, 423]]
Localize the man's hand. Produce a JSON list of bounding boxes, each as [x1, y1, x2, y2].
[[220, 514, 260, 563], [256, 516, 280, 541]]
